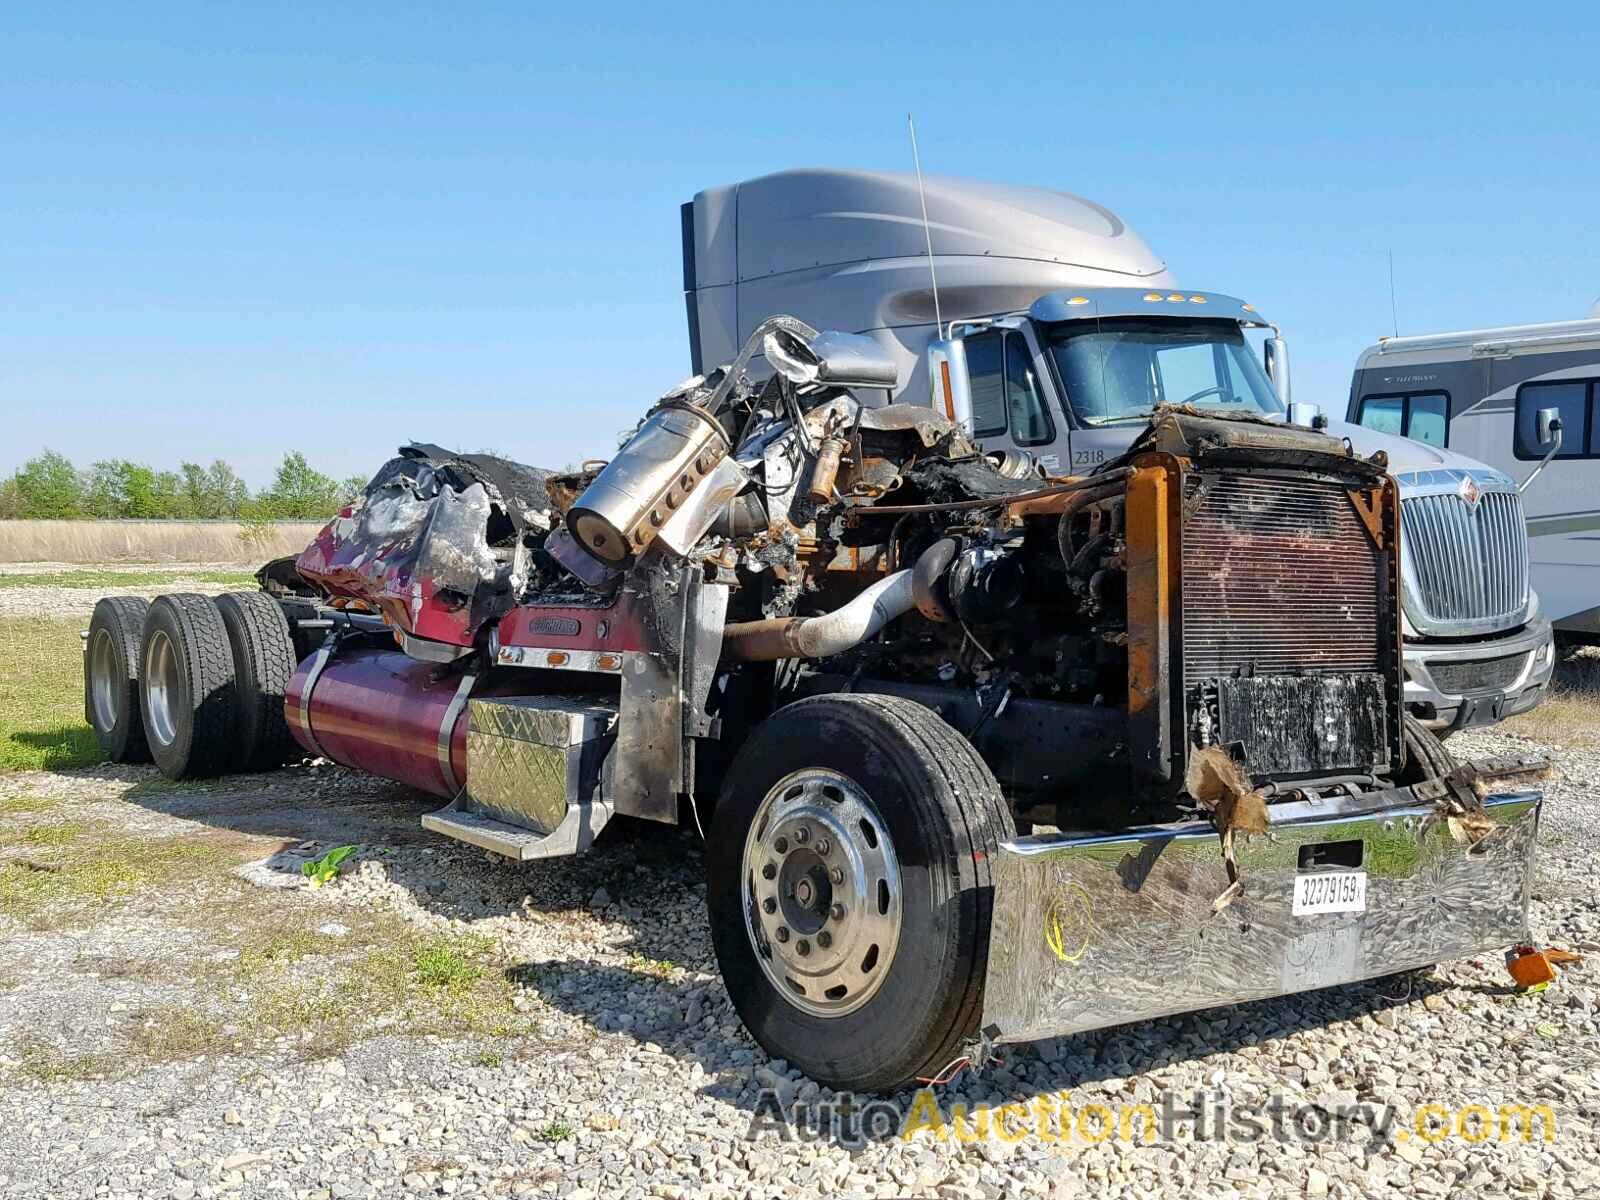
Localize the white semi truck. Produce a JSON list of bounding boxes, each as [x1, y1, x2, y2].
[[1347, 310, 1600, 648], [681, 169, 1556, 734]]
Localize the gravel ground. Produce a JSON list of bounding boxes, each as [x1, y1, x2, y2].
[[0, 719, 1594, 1200], [0, 564, 261, 619]]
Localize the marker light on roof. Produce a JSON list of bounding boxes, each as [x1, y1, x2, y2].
[[1189, 295, 1207, 303], [1067, 296, 1090, 305], [1144, 293, 1164, 301], [1242, 303, 1255, 312], [1168, 293, 1186, 302]]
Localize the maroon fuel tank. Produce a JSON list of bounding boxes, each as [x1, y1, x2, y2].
[[285, 648, 481, 797]]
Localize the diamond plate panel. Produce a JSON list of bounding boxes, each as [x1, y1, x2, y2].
[[466, 697, 615, 835], [467, 695, 612, 746]]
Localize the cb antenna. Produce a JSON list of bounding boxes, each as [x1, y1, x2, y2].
[[907, 113, 943, 335], [1388, 249, 1399, 338]]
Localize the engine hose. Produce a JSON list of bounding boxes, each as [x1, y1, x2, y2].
[[1069, 532, 1110, 575], [1056, 486, 1127, 566], [911, 537, 962, 622]]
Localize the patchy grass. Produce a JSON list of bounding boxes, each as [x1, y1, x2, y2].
[[0, 821, 228, 929], [0, 869, 532, 1079], [12, 1034, 121, 1082], [0, 569, 257, 590], [0, 793, 51, 816], [1504, 647, 1600, 749], [627, 952, 679, 980], [413, 937, 489, 993], [22, 820, 85, 847], [222, 928, 525, 1061], [2, 865, 533, 1079], [13, 1007, 226, 1083], [236, 926, 324, 979], [128, 1005, 228, 1061], [0, 616, 100, 772], [536, 1122, 575, 1144]]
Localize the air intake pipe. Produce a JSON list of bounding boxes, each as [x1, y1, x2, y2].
[[721, 569, 917, 662], [720, 535, 1022, 662]]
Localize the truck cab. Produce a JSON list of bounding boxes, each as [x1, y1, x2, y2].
[[935, 289, 1283, 475], [683, 169, 1555, 734], [934, 288, 1558, 734]]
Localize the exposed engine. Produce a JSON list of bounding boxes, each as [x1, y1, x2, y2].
[[292, 316, 1412, 828]]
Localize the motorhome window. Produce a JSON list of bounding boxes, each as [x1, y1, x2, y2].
[[1514, 378, 1593, 459], [1357, 390, 1449, 445], [1408, 393, 1448, 445], [964, 333, 1007, 438], [1003, 334, 1055, 446], [1358, 395, 1405, 436], [1046, 318, 1283, 426]]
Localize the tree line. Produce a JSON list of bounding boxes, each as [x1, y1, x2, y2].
[[0, 450, 368, 521]]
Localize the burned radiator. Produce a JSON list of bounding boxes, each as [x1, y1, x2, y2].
[[1182, 474, 1383, 676], [1180, 472, 1394, 777]]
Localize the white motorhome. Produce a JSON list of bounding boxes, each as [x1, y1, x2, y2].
[[681, 168, 1555, 733], [1349, 310, 1600, 644]]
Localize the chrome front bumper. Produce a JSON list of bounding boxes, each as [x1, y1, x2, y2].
[[980, 787, 1540, 1044], [1404, 616, 1554, 731]]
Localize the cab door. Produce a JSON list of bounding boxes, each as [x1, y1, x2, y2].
[[960, 324, 1066, 473]]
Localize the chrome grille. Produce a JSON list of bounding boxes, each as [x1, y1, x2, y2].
[[1427, 652, 1528, 696], [1401, 489, 1529, 632], [1182, 474, 1384, 678]]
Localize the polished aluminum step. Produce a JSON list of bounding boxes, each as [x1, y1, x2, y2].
[[421, 796, 613, 861]]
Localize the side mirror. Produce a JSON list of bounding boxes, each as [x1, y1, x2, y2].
[[926, 338, 974, 433], [762, 328, 900, 390], [1519, 406, 1565, 494], [1264, 336, 1292, 404], [1537, 406, 1563, 447]]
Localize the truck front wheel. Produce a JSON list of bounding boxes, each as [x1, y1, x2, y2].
[[706, 693, 1013, 1092]]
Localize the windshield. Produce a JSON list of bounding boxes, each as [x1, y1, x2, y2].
[[1046, 318, 1284, 426]]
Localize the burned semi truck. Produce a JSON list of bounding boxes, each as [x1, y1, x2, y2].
[[83, 318, 1548, 1090]]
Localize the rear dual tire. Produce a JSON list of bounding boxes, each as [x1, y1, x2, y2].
[[85, 597, 152, 763], [214, 592, 298, 772], [140, 594, 238, 779], [102, 592, 300, 779]]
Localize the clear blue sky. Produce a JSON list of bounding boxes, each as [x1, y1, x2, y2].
[[4, 2, 1596, 487]]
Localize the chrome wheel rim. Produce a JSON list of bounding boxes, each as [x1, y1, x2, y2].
[[88, 628, 120, 732], [143, 629, 181, 748], [741, 768, 902, 1018]]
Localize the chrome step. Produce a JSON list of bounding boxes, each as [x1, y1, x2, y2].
[[421, 796, 614, 861]]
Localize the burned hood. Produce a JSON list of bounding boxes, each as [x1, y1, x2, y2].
[[296, 445, 558, 649], [1122, 406, 1388, 479]]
